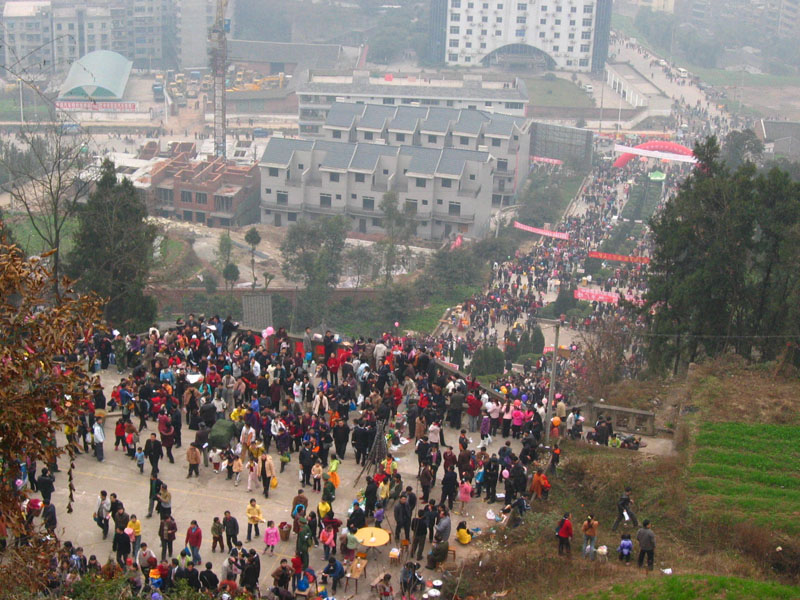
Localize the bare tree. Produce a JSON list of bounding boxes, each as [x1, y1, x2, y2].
[[0, 120, 93, 302], [577, 318, 636, 401]]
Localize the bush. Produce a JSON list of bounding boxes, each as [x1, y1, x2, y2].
[[469, 346, 505, 375], [531, 326, 545, 354]]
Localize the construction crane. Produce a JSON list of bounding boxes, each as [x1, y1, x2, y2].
[[211, 0, 230, 158]]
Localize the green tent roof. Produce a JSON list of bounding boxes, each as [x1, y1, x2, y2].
[[59, 50, 132, 100]]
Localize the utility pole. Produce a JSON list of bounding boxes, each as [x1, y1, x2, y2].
[[544, 322, 560, 445], [19, 78, 24, 123]]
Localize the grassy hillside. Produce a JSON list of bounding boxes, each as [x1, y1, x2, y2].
[[576, 574, 800, 600]]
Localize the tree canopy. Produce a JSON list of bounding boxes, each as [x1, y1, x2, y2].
[[646, 137, 800, 368], [280, 216, 348, 288], [66, 159, 156, 332]]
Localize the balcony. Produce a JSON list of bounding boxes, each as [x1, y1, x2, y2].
[[433, 209, 475, 224], [303, 202, 345, 216], [262, 200, 296, 211], [457, 185, 482, 198]]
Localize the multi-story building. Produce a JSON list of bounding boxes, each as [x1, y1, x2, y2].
[[319, 101, 531, 207], [259, 137, 497, 240], [3, 0, 171, 72], [765, 0, 800, 37], [175, 0, 214, 69], [297, 69, 529, 135], [440, 0, 612, 72], [149, 154, 261, 227], [2, 1, 54, 73]]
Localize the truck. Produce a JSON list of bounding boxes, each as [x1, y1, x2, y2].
[[152, 83, 165, 101], [175, 92, 187, 107]]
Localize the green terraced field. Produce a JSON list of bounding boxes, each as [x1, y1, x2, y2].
[[689, 422, 800, 535]]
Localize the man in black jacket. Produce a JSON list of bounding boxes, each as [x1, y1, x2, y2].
[[347, 502, 366, 530], [222, 511, 240, 550], [199, 562, 219, 592], [144, 433, 163, 475], [352, 421, 369, 466], [37, 468, 55, 504], [393, 494, 412, 541], [299, 442, 315, 486], [332, 420, 350, 460], [440, 465, 458, 510], [185, 562, 201, 591]]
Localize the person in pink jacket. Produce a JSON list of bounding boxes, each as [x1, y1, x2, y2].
[[458, 479, 473, 516], [262, 520, 280, 556], [511, 407, 525, 439]]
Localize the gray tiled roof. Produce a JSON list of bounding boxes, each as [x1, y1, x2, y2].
[[419, 108, 461, 134], [260, 137, 314, 166], [299, 80, 527, 102], [260, 138, 489, 177], [400, 146, 445, 176], [322, 102, 527, 139], [436, 148, 489, 176], [358, 105, 397, 131], [350, 144, 399, 171], [325, 103, 366, 128], [315, 140, 355, 170]]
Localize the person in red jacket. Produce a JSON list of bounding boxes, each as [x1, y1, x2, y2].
[[557, 512, 573, 557], [466, 393, 482, 433], [185, 520, 203, 564], [327, 353, 340, 387]]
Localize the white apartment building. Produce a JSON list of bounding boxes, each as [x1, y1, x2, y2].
[[443, 0, 611, 72], [259, 137, 497, 240], [175, 0, 214, 69], [2, 1, 53, 73], [3, 0, 169, 72], [320, 102, 531, 207], [297, 69, 529, 136]]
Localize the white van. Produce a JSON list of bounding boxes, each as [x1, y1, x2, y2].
[[584, 84, 594, 93], [676, 67, 689, 78]]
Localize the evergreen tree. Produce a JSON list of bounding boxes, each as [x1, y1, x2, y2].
[[66, 159, 156, 331]]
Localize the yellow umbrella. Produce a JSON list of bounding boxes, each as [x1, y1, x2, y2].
[[355, 526, 390, 548]]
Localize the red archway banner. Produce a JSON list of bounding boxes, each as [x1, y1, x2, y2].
[[613, 140, 695, 168]]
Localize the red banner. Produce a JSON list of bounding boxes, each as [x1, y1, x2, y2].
[[589, 251, 650, 264], [513, 221, 569, 240], [531, 155, 564, 165], [574, 287, 619, 304], [56, 100, 138, 112]]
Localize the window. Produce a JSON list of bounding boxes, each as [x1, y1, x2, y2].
[[448, 201, 461, 216], [450, 26, 460, 34], [552, 44, 559, 50], [396, 133, 406, 142], [482, 29, 488, 34], [422, 199, 429, 205], [298, 164, 304, 170], [517, 2, 526, 9], [481, 42, 486, 48], [195, 192, 207, 205], [450, 12, 460, 20], [265, 187, 272, 195], [288, 212, 297, 222], [362, 197, 375, 211], [383, 169, 389, 175], [351, 193, 357, 199], [442, 178, 453, 188], [568, 46, 573, 52], [181, 190, 192, 203], [277, 191, 288, 205], [449, 53, 459, 61], [539, 31, 545, 37], [557, 5, 562, 10], [554, 32, 560, 38], [466, 28, 472, 34], [491, 138, 501, 146], [516, 28, 525, 36], [449, 39, 459, 47], [451, 0, 461, 6], [482, 16, 488, 22], [428, 135, 437, 143], [364, 131, 373, 140], [497, 3, 503, 7], [460, 136, 469, 145], [570, 19, 576, 25], [541, 5, 547, 9], [467, 15, 473, 21], [332, 130, 342, 139], [195, 211, 206, 224], [485, 102, 492, 107], [497, 159, 508, 171], [355, 173, 365, 183], [320, 193, 332, 208], [569, 32, 575, 38], [580, 43, 590, 51], [268, 167, 279, 177], [496, 16, 502, 22], [405, 199, 417, 214], [437, 198, 444, 205], [540, 18, 547, 24], [372, 218, 382, 227], [416, 178, 427, 188], [583, 4, 593, 12], [505, 102, 524, 109], [571, 5, 577, 11], [581, 31, 591, 39], [555, 18, 561, 24], [336, 194, 342, 200], [383, 97, 395, 105], [582, 18, 592, 25], [469, 174, 476, 180], [494, 30, 501, 36], [516, 16, 526, 23], [466, 41, 472, 47], [329, 173, 340, 182], [579, 58, 589, 66], [157, 188, 174, 204], [492, 194, 502, 206]]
